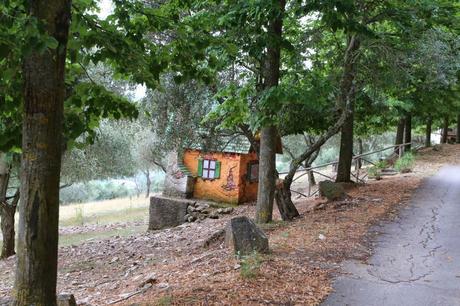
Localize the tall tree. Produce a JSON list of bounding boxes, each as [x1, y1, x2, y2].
[[256, 0, 286, 223], [13, 0, 71, 304]]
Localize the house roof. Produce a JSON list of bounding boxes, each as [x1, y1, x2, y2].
[[186, 134, 253, 154]]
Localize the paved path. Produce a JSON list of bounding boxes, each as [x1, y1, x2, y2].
[[323, 166, 460, 306]]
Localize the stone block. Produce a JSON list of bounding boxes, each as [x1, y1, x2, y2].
[[225, 216, 269, 255], [149, 196, 192, 230]]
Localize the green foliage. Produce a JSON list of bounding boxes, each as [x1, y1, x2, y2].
[[395, 152, 416, 173], [375, 160, 388, 169], [239, 251, 263, 279]]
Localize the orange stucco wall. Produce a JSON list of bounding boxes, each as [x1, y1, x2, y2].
[[182, 149, 259, 204]]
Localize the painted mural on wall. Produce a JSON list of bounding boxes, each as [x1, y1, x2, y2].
[[221, 166, 237, 191]]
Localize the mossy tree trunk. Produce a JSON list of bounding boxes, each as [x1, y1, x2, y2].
[[13, 0, 71, 304]]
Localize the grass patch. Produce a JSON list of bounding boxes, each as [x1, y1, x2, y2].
[[59, 225, 146, 247], [156, 295, 173, 306], [59, 206, 149, 227], [239, 251, 263, 279], [259, 220, 288, 231]]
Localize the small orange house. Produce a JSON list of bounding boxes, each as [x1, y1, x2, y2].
[[182, 136, 260, 204]]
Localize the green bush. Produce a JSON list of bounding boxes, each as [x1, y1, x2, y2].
[[395, 152, 415, 173], [375, 160, 388, 169]]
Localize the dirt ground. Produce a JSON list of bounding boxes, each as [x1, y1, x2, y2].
[[0, 144, 458, 305]]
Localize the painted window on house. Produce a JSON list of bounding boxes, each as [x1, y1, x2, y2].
[[247, 161, 259, 182], [197, 158, 221, 179]]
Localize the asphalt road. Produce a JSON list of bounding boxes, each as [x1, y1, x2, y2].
[[323, 166, 460, 306]]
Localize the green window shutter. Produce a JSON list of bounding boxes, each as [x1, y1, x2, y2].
[[215, 161, 221, 178], [197, 159, 203, 177]]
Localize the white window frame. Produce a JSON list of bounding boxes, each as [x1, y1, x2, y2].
[[202, 159, 216, 179]]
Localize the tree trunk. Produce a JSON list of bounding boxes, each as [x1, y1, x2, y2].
[[335, 35, 360, 183], [404, 113, 412, 151], [274, 181, 298, 221], [13, 0, 71, 304], [255, 0, 285, 224], [425, 116, 432, 147], [307, 170, 316, 186], [256, 126, 278, 223], [1, 191, 19, 259], [0, 156, 16, 259], [356, 138, 363, 169], [276, 111, 348, 220], [394, 118, 405, 154], [336, 103, 355, 182], [145, 170, 151, 198], [442, 116, 449, 144], [306, 146, 321, 185], [457, 114, 460, 144]]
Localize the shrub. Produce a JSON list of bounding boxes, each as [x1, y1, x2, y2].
[[375, 160, 388, 169], [395, 152, 415, 173]]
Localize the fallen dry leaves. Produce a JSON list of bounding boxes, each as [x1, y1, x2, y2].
[[0, 144, 458, 306]]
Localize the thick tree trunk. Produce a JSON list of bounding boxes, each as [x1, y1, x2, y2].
[[256, 126, 278, 223], [145, 170, 151, 198], [457, 114, 460, 144], [255, 0, 285, 224], [335, 35, 360, 183], [425, 116, 432, 147], [404, 113, 412, 151], [394, 118, 405, 154], [442, 116, 449, 144], [13, 0, 71, 304], [1, 191, 19, 259]]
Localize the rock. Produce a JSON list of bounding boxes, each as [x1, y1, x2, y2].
[[221, 207, 234, 214], [149, 196, 193, 230], [158, 282, 169, 289], [57, 294, 77, 306], [139, 273, 157, 288], [318, 180, 346, 201], [433, 144, 442, 151], [110, 256, 119, 263], [225, 216, 269, 255], [187, 215, 197, 222], [318, 234, 326, 240], [209, 212, 219, 219]]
